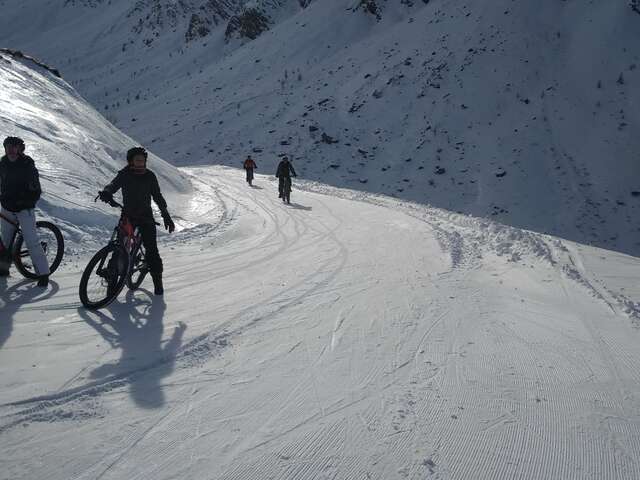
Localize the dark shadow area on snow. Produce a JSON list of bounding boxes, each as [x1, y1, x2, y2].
[[0, 277, 59, 350], [78, 290, 186, 409], [286, 203, 312, 211], [249, 184, 264, 190]]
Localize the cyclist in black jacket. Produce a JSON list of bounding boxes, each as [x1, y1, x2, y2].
[[276, 156, 297, 200], [98, 147, 175, 295]]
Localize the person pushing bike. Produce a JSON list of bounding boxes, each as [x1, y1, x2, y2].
[[98, 147, 175, 295], [0, 136, 50, 286]]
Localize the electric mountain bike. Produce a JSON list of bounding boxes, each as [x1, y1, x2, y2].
[[79, 197, 151, 309], [0, 211, 64, 278]]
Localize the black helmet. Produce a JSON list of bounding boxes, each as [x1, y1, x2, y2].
[[126, 146, 148, 164], [3, 136, 25, 151]]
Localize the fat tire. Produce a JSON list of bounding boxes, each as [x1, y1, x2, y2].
[[126, 244, 148, 291], [79, 244, 129, 309], [14, 221, 64, 279]]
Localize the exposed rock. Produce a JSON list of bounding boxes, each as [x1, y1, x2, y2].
[[225, 8, 270, 42], [0, 48, 61, 77]]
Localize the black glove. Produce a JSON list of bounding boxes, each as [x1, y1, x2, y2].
[[162, 211, 175, 233], [98, 190, 113, 204]]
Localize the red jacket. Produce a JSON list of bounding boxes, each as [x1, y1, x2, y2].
[[243, 159, 257, 170]]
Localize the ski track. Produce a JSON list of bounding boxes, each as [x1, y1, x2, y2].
[[2, 167, 640, 479]]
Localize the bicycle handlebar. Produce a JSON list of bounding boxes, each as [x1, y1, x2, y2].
[[94, 193, 123, 209], [94, 194, 160, 226]]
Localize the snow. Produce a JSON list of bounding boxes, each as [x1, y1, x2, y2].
[[1, 6, 640, 480], [2, 0, 639, 255], [0, 51, 192, 256], [3, 161, 640, 479]]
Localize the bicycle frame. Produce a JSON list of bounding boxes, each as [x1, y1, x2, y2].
[[116, 215, 142, 254]]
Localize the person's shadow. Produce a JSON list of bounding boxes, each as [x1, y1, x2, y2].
[[250, 185, 264, 190], [78, 290, 186, 409], [0, 277, 59, 350], [287, 203, 312, 211]]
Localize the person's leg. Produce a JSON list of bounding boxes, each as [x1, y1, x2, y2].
[[0, 209, 18, 275], [140, 222, 163, 294], [16, 209, 50, 277], [278, 177, 284, 197]]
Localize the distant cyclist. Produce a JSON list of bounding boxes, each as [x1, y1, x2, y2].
[[0, 136, 50, 286], [275, 156, 297, 202], [243, 155, 257, 186], [98, 147, 175, 295]]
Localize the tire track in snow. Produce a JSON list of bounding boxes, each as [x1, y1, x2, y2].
[[0, 173, 350, 434]]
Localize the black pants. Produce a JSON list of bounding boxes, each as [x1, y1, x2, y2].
[[278, 176, 291, 196], [136, 221, 162, 274], [245, 168, 254, 183]]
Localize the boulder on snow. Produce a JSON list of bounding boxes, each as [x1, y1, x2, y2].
[[321, 133, 338, 144]]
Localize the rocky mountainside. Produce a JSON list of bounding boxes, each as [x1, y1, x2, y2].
[[2, 0, 639, 255]]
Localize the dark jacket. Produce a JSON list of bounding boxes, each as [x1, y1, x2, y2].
[[103, 167, 168, 222], [276, 161, 296, 178], [0, 154, 42, 212]]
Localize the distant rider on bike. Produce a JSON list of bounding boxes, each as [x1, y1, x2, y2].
[[98, 147, 175, 295], [0, 136, 50, 286], [243, 155, 257, 186], [276, 156, 297, 200]]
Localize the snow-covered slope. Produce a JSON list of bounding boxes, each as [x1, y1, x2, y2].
[[2, 164, 640, 479], [2, 45, 640, 480], [0, 51, 192, 255], [3, 0, 639, 256]]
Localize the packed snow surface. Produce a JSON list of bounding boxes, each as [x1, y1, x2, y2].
[[2, 164, 640, 480]]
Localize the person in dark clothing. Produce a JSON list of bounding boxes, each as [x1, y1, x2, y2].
[[275, 156, 296, 201], [0, 136, 50, 286], [98, 147, 175, 295], [243, 155, 257, 186]]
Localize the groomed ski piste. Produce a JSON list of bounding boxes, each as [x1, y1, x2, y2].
[[2, 46, 640, 480]]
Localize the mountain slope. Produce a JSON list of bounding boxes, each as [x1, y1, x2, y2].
[[2, 45, 640, 480], [0, 50, 192, 255], [2, 0, 639, 257]]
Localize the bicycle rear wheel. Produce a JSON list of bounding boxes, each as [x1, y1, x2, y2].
[[79, 244, 129, 309], [285, 179, 292, 204], [14, 221, 65, 279], [126, 243, 148, 291]]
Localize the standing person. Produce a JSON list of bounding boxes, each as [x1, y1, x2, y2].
[[0, 136, 50, 286], [243, 155, 257, 186], [275, 156, 297, 203], [98, 147, 175, 295]]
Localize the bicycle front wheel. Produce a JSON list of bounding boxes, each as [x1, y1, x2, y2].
[[14, 221, 65, 279], [79, 244, 129, 309], [126, 243, 148, 291]]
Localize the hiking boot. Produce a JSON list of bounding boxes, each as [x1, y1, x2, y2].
[[151, 272, 164, 296], [37, 275, 49, 288]]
